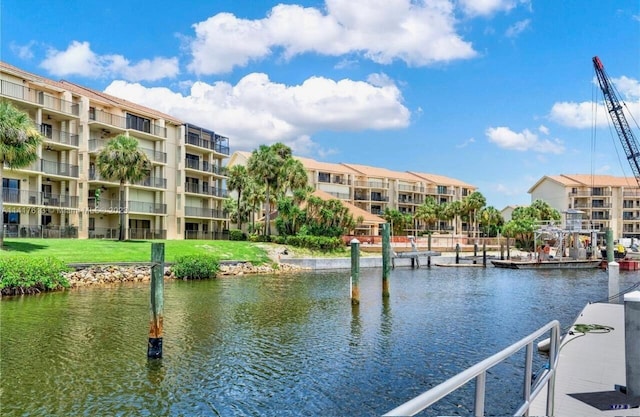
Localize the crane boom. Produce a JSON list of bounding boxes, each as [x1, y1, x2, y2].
[[592, 56, 640, 187]]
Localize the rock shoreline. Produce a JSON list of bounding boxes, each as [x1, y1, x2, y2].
[[64, 262, 310, 288]]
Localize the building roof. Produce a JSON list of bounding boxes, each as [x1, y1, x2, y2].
[[528, 174, 640, 193], [341, 163, 422, 182], [409, 171, 476, 188], [295, 156, 360, 175], [311, 189, 386, 224], [1, 61, 183, 125]]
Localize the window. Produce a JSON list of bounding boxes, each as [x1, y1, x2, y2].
[[89, 107, 96, 120], [2, 178, 20, 203], [41, 123, 53, 138], [318, 172, 330, 183], [437, 185, 447, 194], [186, 153, 200, 170], [126, 113, 151, 133]]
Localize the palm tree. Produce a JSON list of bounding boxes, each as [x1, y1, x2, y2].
[[96, 134, 150, 241], [415, 197, 437, 233], [244, 178, 265, 234], [0, 102, 43, 248], [227, 164, 248, 232], [247, 143, 294, 236], [462, 191, 486, 241]]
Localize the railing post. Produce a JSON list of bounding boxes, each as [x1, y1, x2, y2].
[[474, 372, 486, 417]]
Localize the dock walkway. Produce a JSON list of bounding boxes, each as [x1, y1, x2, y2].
[[530, 302, 639, 416]]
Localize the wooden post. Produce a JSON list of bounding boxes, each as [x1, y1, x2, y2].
[[351, 238, 360, 305], [473, 242, 478, 264], [500, 242, 504, 260], [455, 243, 460, 264], [482, 241, 487, 267], [506, 237, 511, 260], [427, 233, 432, 267], [382, 223, 391, 298], [148, 242, 165, 359]]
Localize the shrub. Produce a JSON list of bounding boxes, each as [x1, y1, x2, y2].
[[172, 255, 219, 280], [284, 235, 342, 251], [0, 256, 70, 296], [229, 229, 247, 241], [248, 234, 271, 243]]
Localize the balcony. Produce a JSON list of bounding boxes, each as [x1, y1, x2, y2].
[[185, 131, 230, 156], [22, 159, 79, 178], [39, 124, 79, 147], [128, 229, 167, 240], [184, 230, 229, 240], [89, 109, 127, 130], [2, 224, 78, 239], [0, 80, 80, 116], [132, 176, 167, 189], [185, 206, 227, 218], [88, 197, 120, 211], [2, 188, 79, 208], [355, 194, 389, 202], [185, 158, 224, 175], [568, 190, 613, 197], [354, 180, 387, 188], [89, 138, 167, 163], [128, 200, 167, 214], [184, 183, 228, 198]]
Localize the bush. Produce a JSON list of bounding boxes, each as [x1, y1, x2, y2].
[[0, 256, 70, 296], [248, 234, 271, 242], [229, 229, 247, 241], [284, 235, 342, 251], [172, 255, 219, 280]]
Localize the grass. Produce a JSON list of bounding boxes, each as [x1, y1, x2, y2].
[[0, 239, 273, 264]]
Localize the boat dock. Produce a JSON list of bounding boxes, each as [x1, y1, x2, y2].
[[530, 302, 639, 416]]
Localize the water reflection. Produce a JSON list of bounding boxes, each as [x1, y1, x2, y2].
[[1, 267, 638, 416]]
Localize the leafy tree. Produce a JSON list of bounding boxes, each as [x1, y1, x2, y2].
[[96, 134, 150, 241], [383, 208, 412, 236], [247, 144, 291, 236], [478, 206, 504, 237], [462, 191, 486, 239], [415, 197, 437, 232], [227, 164, 249, 231], [0, 102, 43, 248], [503, 200, 561, 250]]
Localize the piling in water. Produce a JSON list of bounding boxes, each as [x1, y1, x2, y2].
[[351, 238, 360, 305], [148, 242, 165, 359], [382, 223, 391, 298]]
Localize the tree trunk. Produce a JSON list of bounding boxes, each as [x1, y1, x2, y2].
[[265, 182, 271, 236], [119, 182, 126, 241]]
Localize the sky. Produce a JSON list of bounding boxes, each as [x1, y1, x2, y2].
[[1, 0, 639, 209]]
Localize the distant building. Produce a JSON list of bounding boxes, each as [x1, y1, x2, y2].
[[227, 151, 477, 236], [1, 61, 230, 240], [528, 174, 640, 240]]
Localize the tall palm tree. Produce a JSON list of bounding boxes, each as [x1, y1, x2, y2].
[[227, 164, 248, 232], [96, 134, 150, 241], [244, 178, 265, 234], [463, 191, 486, 241], [247, 143, 292, 236], [415, 197, 437, 233], [0, 101, 43, 248]]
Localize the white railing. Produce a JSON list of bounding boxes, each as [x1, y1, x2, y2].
[[384, 320, 561, 416]]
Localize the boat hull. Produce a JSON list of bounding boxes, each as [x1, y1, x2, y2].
[[491, 259, 603, 269]]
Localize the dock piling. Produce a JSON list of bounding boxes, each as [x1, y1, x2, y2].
[[350, 238, 360, 305], [382, 223, 391, 298], [148, 242, 165, 359], [455, 243, 460, 264]]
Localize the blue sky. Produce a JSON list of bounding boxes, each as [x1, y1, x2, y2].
[[1, 0, 639, 209]]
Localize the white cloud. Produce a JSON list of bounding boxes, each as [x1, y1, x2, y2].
[[187, 0, 477, 75], [485, 126, 564, 154], [458, 0, 518, 16], [505, 19, 530, 38], [10, 41, 36, 60], [550, 75, 640, 128], [104, 73, 410, 151], [40, 41, 179, 82], [538, 125, 549, 135]]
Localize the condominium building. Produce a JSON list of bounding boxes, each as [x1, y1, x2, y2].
[[227, 151, 477, 236], [1, 61, 230, 240], [529, 174, 640, 240]]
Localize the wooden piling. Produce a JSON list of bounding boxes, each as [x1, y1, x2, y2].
[[482, 241, 487, 267], [382, 223, 391, 298], [427, 233, 432, 267], [351, 238, 360, 305], [455, 243, 460, 264], [148, 242, 165, 359], [506, 238, 511, 260]]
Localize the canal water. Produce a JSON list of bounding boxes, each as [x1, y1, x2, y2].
[[2, 266, 638, 416]]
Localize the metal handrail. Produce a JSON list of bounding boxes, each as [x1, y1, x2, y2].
[[384, 320, 560, 417]]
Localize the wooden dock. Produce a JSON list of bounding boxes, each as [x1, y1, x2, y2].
[[391, 250, 441, 268], [530, 302, 639, 416]]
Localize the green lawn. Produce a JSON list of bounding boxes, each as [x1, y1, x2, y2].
[[0, 239, 273, 264]]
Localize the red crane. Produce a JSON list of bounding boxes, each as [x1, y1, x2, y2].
[[592, 56, 640, 186]]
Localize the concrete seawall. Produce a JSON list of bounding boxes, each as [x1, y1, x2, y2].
[[283, 255, 467, 269]]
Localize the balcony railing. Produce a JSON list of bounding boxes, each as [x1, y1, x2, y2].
[[184, 206, 227, 218], [185, 134, 230, 155], [355, 194, 389, 202], [21, 159, 79, 177], [127, 119, 167, 138], [2, 224, 78, 238], [0, 80, 80, 116], [354, 180, 387, 188], [132, 176, 167, 189], [89, 138, 167, 163], [2, 189, 79, 208], [185, 158, 224, 174], [184, 230, 230, 240], [324, 191, 350, 200], [184, 183, 228, 198], [89, 109, 127, 129], [569, 190, 613, 197], [39, 124, 79, 147], [87, 197, 120, 211], [127, 200, 167, 214], [129, 228, 166, 240]]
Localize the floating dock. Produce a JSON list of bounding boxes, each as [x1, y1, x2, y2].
[[530, 302, 638, 415]]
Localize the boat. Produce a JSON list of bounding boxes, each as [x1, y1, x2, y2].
[[491, 258, 602, 269], [492, 209, 603, 270]]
